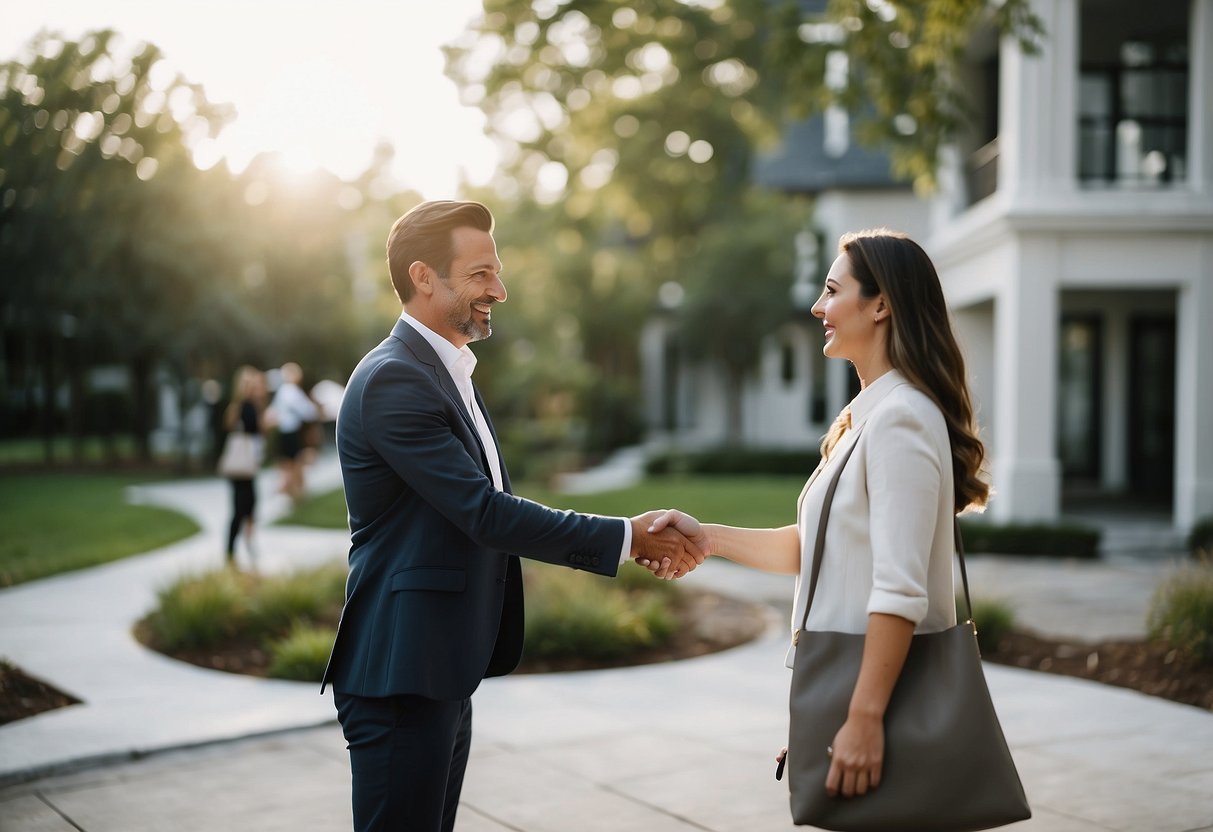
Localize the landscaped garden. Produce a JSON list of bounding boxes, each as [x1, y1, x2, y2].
[[3, 472, 1211, 726]]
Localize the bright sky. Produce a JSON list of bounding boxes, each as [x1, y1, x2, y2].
[[1, 0, 500, 199]]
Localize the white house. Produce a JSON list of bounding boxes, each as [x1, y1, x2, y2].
[[641, 0, 1213, 535]]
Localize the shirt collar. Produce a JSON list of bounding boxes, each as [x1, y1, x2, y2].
[[399, 311, 477, 381], [848, 368, 909, 428]]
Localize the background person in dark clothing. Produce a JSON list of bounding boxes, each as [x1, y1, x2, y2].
[[223, 365, 267, 568]]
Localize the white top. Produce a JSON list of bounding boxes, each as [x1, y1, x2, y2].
[[398, 312, 633, 565], [787, 370, 957, 667], [269, 381, 319, 433]]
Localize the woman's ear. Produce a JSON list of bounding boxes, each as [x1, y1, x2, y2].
[[873, 296, 889, 323]]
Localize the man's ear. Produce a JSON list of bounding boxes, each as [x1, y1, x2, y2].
[[408, 261, 433, 297]]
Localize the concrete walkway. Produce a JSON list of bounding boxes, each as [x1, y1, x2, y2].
[[1, 457, 1211, 831]]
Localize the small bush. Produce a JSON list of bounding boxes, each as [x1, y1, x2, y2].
[[1147, 561, 1213, 665], [268, 623, 337, 681], [1188, 517, 1213, 558], [524, 568, 676, 662], [645, 448, 820, 477], [248, 564, 347, 637], [607, 561, 680, 596], [959, 519, 1101, 558], [147, 570, 249, 650], [144, 563, 345, 653], [959, 596, 1016, 654]]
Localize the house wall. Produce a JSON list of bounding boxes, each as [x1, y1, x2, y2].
[[922, 0, 1213, 532]]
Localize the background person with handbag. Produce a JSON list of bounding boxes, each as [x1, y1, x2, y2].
[[220, 365, 268, 569], [646, 229, 1029, 829]]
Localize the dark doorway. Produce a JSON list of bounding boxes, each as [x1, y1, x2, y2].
[[1058, 316, 1103, 483], [1127, 316, 1176, 504]]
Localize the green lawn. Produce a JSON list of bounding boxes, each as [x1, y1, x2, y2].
[[0, 435, 145, 466], [279, 475, 806, 531], [0, 472, 201, 586]]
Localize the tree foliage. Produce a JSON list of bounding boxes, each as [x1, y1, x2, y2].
[[441, 0, 1042, 449], [447, 0, 1043, 197], [0, 30, 398, 463]]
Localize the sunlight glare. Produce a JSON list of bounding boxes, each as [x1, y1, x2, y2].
[[1, 0, 498, 199]]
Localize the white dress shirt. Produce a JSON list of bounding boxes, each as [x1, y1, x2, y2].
[[787, 369, 958, 667], [399, 312, 632, 565]]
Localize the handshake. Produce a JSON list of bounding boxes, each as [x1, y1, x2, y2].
[[627, 509, 706, 580]]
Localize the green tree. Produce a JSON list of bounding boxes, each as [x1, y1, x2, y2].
[[441, 1, 1042, 458], [447, 0, 1042, 199], [1, 30, 400, 465], [0, 30, 237, 460], [676, 192, 811, 443]]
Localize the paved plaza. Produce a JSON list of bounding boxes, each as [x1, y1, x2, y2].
[[1, 454, 1210, 831]]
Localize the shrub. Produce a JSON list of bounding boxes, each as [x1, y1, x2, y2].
[[645, 448, 820, 477], [959, 596, 1017, 655], [607, 560, 680, 596], [268, 623, 337, 681], [524, 568, 676, 662], [1147, 560, 1213, 665], [147, 569, 249, 650], [958, 519, 1101, 558], [1188, 517, 1213, 558], [247, 564, 347, 636]]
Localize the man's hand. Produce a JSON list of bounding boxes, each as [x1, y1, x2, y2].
[[642, 509, 709, 567], [628, 510, 706, 580]]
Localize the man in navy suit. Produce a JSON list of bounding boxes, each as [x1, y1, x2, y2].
[[321, 200, 703, 832]]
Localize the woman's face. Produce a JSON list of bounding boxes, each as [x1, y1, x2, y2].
[[811, 253, 884, 364]]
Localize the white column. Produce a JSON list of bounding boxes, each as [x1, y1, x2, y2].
[[1189, 0, 1213, 193], [639, 318, 670, 438], [1173, 237, 1213, 530], [1101, 309, 1129, 491], [990, 236, 1061, 522], [999, 0, 1079, 199]]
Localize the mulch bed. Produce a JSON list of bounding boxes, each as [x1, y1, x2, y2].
[[983, 631, 1213, 711], [4, 599, 1210, 726], [0, 662, 81, 726]]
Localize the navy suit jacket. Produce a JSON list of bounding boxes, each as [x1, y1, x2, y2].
[[321, 319, 624, 700]]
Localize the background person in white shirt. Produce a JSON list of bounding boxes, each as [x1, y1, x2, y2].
[[268, 361, 319, 504], [647, 228, 990, 811]]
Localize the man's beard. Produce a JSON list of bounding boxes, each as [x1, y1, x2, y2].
[[449, 302, 491, 342]]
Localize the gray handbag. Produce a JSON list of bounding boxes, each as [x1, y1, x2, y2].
[[785, 428, 1031, 831]]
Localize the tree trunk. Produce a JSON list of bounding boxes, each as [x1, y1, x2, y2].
[[723, 365, 746, 447], [39, 330, 57, 464], [130, 353, 153, 462], [67, 349, 85, 465]]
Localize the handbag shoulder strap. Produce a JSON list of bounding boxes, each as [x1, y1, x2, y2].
[[798, 423, 974, 635]]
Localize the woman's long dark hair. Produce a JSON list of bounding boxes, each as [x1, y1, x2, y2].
[[823, 229, 989, 513]]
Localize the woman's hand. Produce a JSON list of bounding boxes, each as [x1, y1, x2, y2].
[[825, 714, 884, 798], [638, 509, 710, 570]]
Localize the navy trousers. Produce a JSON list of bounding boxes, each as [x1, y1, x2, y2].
[[334, 692, 473, 832]]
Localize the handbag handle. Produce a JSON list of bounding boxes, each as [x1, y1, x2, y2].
[[797, 423, 974, 639]]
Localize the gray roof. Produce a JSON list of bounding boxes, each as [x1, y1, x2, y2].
[[752, 115, 906, 193]]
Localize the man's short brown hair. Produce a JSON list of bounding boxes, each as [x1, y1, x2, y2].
[[386, 200, 495, 303]]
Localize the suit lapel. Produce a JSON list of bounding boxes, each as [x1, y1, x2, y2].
[[391, 319, 507, 490], [473, 384, 511, 494], [391, 319, 481, 441]]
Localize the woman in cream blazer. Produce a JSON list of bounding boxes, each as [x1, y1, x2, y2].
[[647, 228, 989, 805]]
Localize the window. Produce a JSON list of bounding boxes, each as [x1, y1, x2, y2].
[[1078, 1, 1189, 185]]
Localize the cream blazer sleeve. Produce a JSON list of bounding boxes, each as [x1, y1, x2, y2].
[[863, 391, 952, 624], [790, 381, 957, 652]]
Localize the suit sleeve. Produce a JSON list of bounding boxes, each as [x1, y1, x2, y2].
[[360, 357, 623, 575], [864, 400, 944, 625]]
